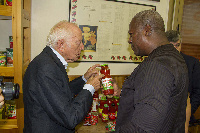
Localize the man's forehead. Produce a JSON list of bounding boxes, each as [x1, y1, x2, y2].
[[129, 21, 137, 32]]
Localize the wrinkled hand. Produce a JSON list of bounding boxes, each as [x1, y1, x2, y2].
[[112, 79, 121, 97], [0, 89, 4, 109], [84, 64, 101, 81], [86, 74, 104, 91]]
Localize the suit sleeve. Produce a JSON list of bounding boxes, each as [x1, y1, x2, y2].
[[69, 76, 85, 95], [190, 59, 200, 114], [35, 66, 93, 129]]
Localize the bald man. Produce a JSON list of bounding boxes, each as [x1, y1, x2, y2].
[[114, 10, 188, 133]]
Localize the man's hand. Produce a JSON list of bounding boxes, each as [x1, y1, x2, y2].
[[84, 64, 101, 81], [112, 79, 121, 97], [0, 89, 4, 109], [86, 74, 104, 91]]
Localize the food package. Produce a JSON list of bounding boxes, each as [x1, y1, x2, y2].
[[105, 121, 116, 132], [6, 48, 13, 67], [9, 36, 13, 48], [6, 0, 12, 6], [83, 112, 91, 126], [0, 51, 7, 67], [90, 112, 98, 125], [6, 100, 16, 119]]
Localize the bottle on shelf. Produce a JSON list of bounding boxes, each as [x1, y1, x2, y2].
[[83, 113, 91, 126], [113, 96, 119, 106], [91, 91, 99, 112], [100, 64, 114, 96], [106, 95, 113, 111], [109, 103, 116, 121], [90, 112, 98, 125], [99, 96, 107, 118], [102, 104, 109, 123], [113, 96, 119, 118]]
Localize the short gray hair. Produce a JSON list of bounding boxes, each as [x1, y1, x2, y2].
[[133, 10, 165, 33], [46, 20, 77, 48], [165, 30, 181, 43]]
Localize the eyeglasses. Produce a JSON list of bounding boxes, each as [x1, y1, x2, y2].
[[173, 43, 181, 48]]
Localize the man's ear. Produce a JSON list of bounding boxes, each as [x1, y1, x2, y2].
[[144, 24, 152, 36], [57, 39, 64, 50]]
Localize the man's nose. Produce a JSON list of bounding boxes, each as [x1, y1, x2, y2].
[[81, 42, 84, 50], [128, 38, 132, 44]]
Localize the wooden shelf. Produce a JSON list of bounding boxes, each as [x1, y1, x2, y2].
[[0, 119, 18, 129], [0, 0, 31, 132], [0, 5, 12, 16], [0, 67, 14, 77]]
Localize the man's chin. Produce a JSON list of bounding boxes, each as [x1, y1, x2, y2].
[[67, 60, 74, 63], [72, 57, 80, 62], [67, 56, 80, 62]]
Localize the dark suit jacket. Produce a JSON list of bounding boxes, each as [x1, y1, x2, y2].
[[115, 44, 188, 133], [181, 52, 200, 121], [23, 46, 93, 133]]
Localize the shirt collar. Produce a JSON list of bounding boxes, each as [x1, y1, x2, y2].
[[49, 46, 68, 69]]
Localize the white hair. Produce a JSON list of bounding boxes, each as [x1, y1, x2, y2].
[[46, 20, 76, 48]]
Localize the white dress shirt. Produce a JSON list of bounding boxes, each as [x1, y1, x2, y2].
[[49, 46, 95, 95]]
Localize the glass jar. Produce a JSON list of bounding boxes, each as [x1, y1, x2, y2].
[[102, 104, 109, 122], [101, 64, 114, 95]]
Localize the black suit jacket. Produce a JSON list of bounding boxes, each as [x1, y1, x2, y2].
[[181, 52, 200, 116], [23, 46, 93, 133]]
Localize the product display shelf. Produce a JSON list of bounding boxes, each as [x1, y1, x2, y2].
[[0, 5, 12, 16], [0, 6, 13, 77], [0, 5, 12, 76], [0, 0, 31, 132], [0, 3, 17, 131], [0, 119, 17, 129], [0, 67, 14, 77]]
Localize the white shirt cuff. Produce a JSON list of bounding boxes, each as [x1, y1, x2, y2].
[[83, 84, 95, 95], [82, 75, 87, 83]]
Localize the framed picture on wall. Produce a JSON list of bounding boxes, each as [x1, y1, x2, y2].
[[69, 0, 156, 62], [149, 0, 160, 2]]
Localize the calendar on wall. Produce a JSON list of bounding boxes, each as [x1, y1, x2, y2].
[[69, 0, 156, 62]]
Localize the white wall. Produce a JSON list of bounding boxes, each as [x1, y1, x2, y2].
[[31, 0, 170, 75], [31, 0, 69, 59], [0, 20, 12, 51]]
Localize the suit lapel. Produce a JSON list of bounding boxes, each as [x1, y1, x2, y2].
[[43, 46, 69, 82]]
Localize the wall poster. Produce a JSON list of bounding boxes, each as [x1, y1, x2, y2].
[[69, 0, 156, 62]]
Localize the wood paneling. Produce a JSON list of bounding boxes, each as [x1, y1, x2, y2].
[[181, 43, 200, 61], [0, 5, 12, 16], [0, 119, 17, 129], [0, 67, 14, 77], [0, 129, 18, 133], [181, 1, 200, 45]]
